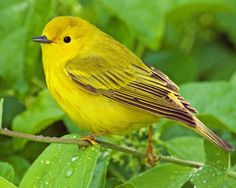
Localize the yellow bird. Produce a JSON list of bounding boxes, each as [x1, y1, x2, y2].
[[32, 16, 233, 162]]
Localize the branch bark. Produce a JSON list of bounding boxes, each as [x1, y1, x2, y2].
[[0, 128, 235, 179]]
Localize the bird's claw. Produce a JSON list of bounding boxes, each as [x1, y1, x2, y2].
[[145, 154, 160, 166], [80, 134, 99, 145]]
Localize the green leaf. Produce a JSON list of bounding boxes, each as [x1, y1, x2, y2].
[[1, 96, 25, 127], [79, 0, 135, 50], [99, 0, 236, 51], [231, 72, 236, 86], [106, 178, 124, 188], [223, 177, 236, 188], [222, 165, 236, 188], [12, 89, 64, 150], [7, 156, 31, 185], [0, 176, 17, 188], [64, 117, 89, 136], [215, 12, 236, 46], [0, 162, 15, 182], [19, 134, 100, 188], [157, 120, 197, 141], [89, 154, 110, 188], [180, 79, 236, 133], [192, 43, 236, 81], [144, 51, 198, 84], [99, 0, 169, 50], [165, 136, 205, 163], [191, 140, 230, 188], [0, 0, 55, 94], [0, 98, 3, 128], [118, 164, 193, 188]]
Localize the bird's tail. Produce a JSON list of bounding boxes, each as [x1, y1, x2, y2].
[[192, 117, 234, 152]]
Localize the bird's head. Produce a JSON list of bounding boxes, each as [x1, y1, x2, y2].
[[32, 16, 96, 65]]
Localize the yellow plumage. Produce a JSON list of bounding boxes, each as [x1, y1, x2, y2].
[[33, 16, 233, 152]]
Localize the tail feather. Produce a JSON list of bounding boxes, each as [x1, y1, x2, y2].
[[193, 118, 234, 152]]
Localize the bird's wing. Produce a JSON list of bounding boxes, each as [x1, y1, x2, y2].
[[65, 55, 197, 127]]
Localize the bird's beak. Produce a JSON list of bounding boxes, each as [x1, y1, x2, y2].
[[32, 35, 52, 44]]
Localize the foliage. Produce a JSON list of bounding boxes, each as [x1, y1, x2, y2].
[[0, 0, 236, 187], [19, 135, 100, 188]]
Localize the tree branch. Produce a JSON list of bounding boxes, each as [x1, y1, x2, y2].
[[0, 128, 235, 179]]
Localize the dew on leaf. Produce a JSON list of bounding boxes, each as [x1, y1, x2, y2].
[[71, 156, 78, 162], [65, 167, 74, 178]]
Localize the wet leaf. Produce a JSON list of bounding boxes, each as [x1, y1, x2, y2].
[[19, 134, 100, 188]]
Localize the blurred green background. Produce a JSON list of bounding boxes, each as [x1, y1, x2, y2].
[[0, 0, 236, 187]]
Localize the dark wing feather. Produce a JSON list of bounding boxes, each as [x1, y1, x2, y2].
[[66, 55, 198, 127]]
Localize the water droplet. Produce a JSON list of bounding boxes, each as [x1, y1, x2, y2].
[[45, 160, 50, 165], [45, 181, 49, 185], [102, 151, 109, 157], [203, 180, 206, 184], [41, 160, 44, 164], [71, 156, 78, 162], [65, 167, 74, 178], [198, 166, 203, 171]]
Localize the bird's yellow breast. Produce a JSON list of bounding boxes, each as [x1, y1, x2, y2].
[[43, 58, 157, 134]]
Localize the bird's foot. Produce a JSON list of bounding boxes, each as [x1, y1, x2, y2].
[[79, 132, 106, 145], [80, 134, 98, 145], [145, 152, 160, 166], [145, 143, 160, 166], [145, 155, 158, 167]]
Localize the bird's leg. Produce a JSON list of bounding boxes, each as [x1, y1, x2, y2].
[[146, 125, 159, 166], [146, 125, 154, 165]]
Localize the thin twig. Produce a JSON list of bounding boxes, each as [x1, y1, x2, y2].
[[0, 128, 235, 179]]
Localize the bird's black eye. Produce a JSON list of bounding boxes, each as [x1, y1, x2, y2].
[[63, 36, 71, 43]]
